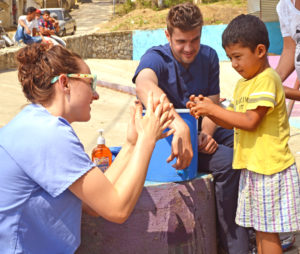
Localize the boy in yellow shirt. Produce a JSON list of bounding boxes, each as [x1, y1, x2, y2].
[[187, 14, 300, 254]]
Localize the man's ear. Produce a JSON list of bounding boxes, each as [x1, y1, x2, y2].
[[165, 30, 171, 43], [256, 44, 267, 58]]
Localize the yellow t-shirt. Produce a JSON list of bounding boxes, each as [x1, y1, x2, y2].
[[227, 68, 294, 175]]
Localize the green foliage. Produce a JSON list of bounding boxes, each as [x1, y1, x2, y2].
[[163, 0, 192, 8], [116, 0, 194, 13], [115, 0, 246, 18], [201, 0, 218, 4], [115, 0, 136, 15]]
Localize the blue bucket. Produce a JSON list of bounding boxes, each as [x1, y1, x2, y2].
[[109, 146, 122, 161], [109, 109, 198, 182], [146, 109, 198, 182]]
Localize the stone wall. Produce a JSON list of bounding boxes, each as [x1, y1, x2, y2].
[[0, 30, 133, 71]]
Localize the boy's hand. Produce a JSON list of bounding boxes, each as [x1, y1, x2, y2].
[[189, 95, 214, 118], [187, 94, 211, 118]]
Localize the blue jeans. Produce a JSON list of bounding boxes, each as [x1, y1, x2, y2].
[[198, 127, 249, 254], [14, 26, 42, 45]]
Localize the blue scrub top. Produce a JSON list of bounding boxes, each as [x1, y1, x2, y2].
[[133, 43, 220, 108], [0, 104, 95, 254]]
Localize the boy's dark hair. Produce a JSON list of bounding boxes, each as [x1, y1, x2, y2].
[[26, 7, 36, 14], [167, 3, 203, 35], [222, 14, 270, 52], [43, 10, 50, 15]]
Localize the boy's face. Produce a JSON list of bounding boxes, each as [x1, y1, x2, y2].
[[43, 13, 50, 21], [165, 27, 201, 69], [225, 43, 265, 80]]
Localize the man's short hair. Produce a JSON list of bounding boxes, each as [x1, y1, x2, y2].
[[26, 7, 36, 14], [222, 14, 270, 52], [43, 10, 50, 15], [166, 3, 203, 35]]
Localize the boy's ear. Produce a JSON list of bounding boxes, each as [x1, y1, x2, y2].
[[256, 44, 267, 58]]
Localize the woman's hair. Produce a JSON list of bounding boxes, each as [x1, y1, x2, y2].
[[16, 43, 82, 104], [222, 14, 270, 52], [166, 3, 203, 36]]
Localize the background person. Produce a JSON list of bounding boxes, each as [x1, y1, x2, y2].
[[276, 0, 300, 100], [0, 43, 174, 253], [133, 3, 249, 253], [35, 9, 42, 21], [50, 12, 60, 35], [39, 10, 66, 46], [14, 6, 42, 45]]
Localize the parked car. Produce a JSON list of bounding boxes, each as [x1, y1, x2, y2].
[[40, 8, 76, 37]]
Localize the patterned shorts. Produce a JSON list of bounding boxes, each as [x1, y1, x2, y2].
[[235, 164, 300, 233]]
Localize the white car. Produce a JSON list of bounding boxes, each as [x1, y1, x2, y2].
[[40, 8, 76, 37]]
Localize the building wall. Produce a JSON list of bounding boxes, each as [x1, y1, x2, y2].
[[0, 0, 11, 27], [132, 22, 283, 61], [248, 0, 279, 22]]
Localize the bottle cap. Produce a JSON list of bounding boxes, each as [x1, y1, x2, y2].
[[97, 129, 105, 145]]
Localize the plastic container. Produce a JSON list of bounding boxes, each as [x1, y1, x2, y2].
[[109, 146, 122, 161], [91, 129, 112, 173], [145, 109, 198, 182]]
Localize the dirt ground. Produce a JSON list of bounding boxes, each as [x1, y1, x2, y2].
[[97, 1, 247, 32]]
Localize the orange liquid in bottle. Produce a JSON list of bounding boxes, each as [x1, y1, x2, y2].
[[92, 144, 112, 173]]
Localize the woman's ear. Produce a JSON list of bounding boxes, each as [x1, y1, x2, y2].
[[256, 44, 267, 58], [57, 74, 70, 93]]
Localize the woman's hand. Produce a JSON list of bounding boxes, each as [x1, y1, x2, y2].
[[135, 92, 174, 142], [126, 100, 142, 146]]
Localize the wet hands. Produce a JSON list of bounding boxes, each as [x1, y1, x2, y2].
[[126, 92, 174, 145], [186, 94, 214, 119], [167, 120, 193, 170]]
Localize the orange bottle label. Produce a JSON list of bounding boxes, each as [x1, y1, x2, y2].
[[94, 157, 110, 172]]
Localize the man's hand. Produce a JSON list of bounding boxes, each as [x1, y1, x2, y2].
[[166, 119, 193, 170], [198, 131, 218, 154], [25, 27, 31, 34]]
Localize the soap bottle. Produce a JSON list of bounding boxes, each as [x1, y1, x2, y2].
[[91, 129, 112, 173]]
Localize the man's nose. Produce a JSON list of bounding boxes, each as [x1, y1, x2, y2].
[[184, 43, 193, 52]]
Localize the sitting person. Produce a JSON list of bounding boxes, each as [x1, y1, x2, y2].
[[14, 6, 42, 45], [50, 12, 60, 36], [35, 9, 42, 22], [39, 10, 66, 46], [38, 10, 55, 36]]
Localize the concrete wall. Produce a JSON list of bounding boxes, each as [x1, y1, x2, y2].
[[64, 31, 132, 60], [0, 30, 133, 71], [77, 174, 217, 254]]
